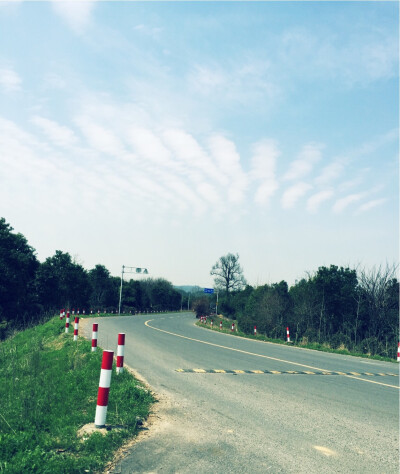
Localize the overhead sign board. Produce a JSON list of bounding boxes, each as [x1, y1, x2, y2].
[[204, 288, 214, 294], [136, 268, 148, 274]]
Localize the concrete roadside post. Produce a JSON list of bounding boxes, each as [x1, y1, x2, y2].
[[92, 323, 98, 352], [73, 317, 79, 341], [116, 333, 125, 374], [94, 350, 114, 428]]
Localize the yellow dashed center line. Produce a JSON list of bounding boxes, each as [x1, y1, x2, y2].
[[145, 319, 399, 389]]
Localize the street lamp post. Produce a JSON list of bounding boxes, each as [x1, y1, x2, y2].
[[118, 265, 149, 315]]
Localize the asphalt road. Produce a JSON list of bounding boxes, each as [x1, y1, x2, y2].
[[82, 312, 399, 473]]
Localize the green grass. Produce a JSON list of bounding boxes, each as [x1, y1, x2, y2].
[[196, 317, 396, 363], [0, 316, 154, 473]]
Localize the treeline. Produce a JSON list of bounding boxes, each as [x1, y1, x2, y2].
[[0, 218, 183, 334], [214, 264, 399, 358]]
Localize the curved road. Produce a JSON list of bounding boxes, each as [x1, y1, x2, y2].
[[82, 312, 399, 473]]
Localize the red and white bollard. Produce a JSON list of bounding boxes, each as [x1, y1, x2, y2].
[[231, 323, 235, 332], [116, 333, 125, 374], [397, 342, 400, 362], [62, 308, 65, 319], [286, 327, 290, 343], [220, 321, 222, 330], [73, 317, 79, 341], [60, 309, 63, 320], [94, 350, 114, 428], [65, 311, 70, 333], [98, 310, 100, 315], [83, 309, 85, 315], [72, 309, 75, 315], [211, 320, 213, 328], [92, 323, 98, 352], [254, 325, 257, 335], [77, 309, 80, 315]]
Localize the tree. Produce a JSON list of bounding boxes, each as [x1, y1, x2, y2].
[[0, 218, 39, 324], [88, 264, 115, 309], [210, 253, 247, 295], [192, 297, 210, 318], [35, 251, 90, 310]]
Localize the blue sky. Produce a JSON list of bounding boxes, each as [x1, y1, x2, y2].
[[0, 1, 398, 287]]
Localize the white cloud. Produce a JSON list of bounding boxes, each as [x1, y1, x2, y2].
[[189, 64, 227, 93], [31, 116, 78, 148], [281, 182, 312, 209], [315, 162, 343, 185], [0, 67, 22, 92], [208, 135, 248, 203], [357, 198, 387, 213], [75, 116, 125, 156], [52, 1, 95, 34], [284, 143, 323, 181], [306, 189, 334, 213], [332, 193, 364, 214], [250, 140, 280, 205]]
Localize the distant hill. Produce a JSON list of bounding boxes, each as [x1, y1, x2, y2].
[[174, 285, 204, 294]]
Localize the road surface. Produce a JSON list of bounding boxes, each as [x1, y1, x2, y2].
[[82, 312, 399, 473]]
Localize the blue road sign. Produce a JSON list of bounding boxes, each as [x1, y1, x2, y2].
[[204, 288, 214, 294]]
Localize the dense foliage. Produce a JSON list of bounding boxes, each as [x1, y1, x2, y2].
[[215, 264, 399, 359], [0, 218, 183, 336]]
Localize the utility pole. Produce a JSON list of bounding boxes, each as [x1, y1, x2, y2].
[[118, 265, 125, 315]]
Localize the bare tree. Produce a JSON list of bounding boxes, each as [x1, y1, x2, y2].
[[357, 263, 399, 341], [210, 253, 247, 294]]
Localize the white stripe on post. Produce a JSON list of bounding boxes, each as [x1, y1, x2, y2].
[[94, 350, 114, 428], [286, 327, 290, 343], [116, 333, 125, 374], [92, 323, 98, 352], [73, 317, 79, 341]]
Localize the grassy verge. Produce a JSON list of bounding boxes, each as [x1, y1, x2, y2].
[[0, 316, 154, 473], [196, 317, 395, 363]]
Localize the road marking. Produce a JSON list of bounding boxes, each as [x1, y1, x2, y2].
[[145, 319, 399, 389], [343, 374, 399, 389], [176, 369, 397, 378]]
